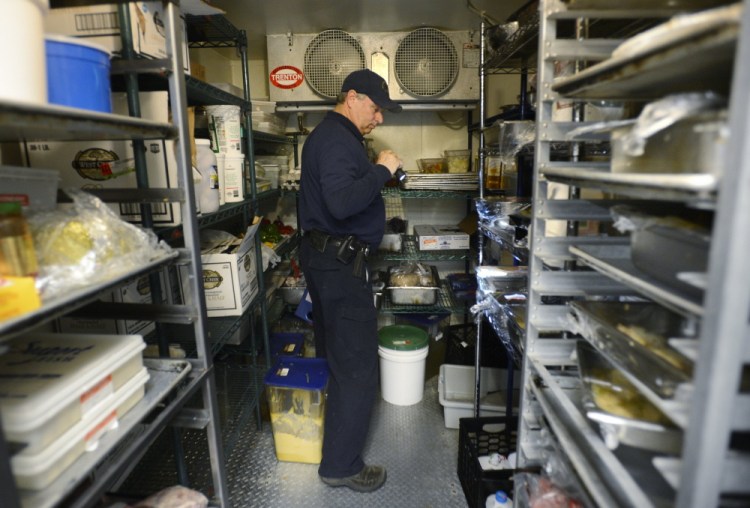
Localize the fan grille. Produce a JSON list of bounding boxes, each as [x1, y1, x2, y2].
[[304, 29, 365, 98], [394, 28, 459, 97]]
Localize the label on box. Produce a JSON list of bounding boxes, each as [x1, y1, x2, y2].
[[24, 92, 182, 226], [414, 225, 470, 251]]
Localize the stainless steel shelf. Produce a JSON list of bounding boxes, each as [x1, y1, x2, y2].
[[570, 244, 704, 317], [376, 235, 473, 262], [380, 282, 464, 314], [527, 358, 657, 508], [0, 250, 179, 340], [542, 164, 718, 205], [550, 18, 738, 100], [381, 187, 477, 199], [0, 100, 176, 142], [18, 359, 193, 508]]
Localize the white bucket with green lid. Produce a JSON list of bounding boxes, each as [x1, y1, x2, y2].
[[378, 325, 429, 406]]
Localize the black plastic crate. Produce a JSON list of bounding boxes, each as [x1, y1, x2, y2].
[[458, 416, 518, 508]]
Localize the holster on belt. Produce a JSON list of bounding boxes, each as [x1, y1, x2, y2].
[[307, 229, 369, 279]]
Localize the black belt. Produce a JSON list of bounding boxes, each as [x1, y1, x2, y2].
[[304, 229, 370, 279]]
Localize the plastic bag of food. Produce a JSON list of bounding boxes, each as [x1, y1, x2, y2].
[[28, 189, 172, 300]]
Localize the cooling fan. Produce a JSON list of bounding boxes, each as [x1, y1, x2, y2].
[[394, 27, 459, 98], [304, 29, 365, 98]]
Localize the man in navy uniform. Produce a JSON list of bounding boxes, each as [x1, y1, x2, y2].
[[298, 69, 403, 492]]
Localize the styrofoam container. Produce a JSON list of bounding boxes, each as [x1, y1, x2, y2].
[[0, 0, 48, 105], [45, 34, 112, 112], [12, 366, 149, 490], [0, 333, 145, 454], [438, 364, 520, 429]]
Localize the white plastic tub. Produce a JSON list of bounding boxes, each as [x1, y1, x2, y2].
[[11, 367, 149, 490], [0, 0, 48, 105], [378, 325, 429, 406], [0, 333, 145, 454], [438, 364, 520, 429]]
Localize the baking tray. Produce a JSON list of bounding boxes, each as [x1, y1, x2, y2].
[[576, 340, 683, 454], [386, 265, 441, 305], [562, 0, 734, 9], [552, 11, 739, 99], [569, 301, 693, 398], [569, 243, 704, 317]]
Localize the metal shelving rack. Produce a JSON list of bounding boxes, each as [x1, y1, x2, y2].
[[517, 1, 750, 507], [0, 1, 230, 507]]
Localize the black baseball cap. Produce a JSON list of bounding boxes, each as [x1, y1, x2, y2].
[[341, 69, 402, 113]]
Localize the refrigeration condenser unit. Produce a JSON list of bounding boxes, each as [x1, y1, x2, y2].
[[267, 28, 480, 105]]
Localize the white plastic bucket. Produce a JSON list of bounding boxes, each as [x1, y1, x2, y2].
[[205, 105, 242, 154], [378, 345, 429, 406], [378, 325, 430, 406], [0, 0, 48, 105]]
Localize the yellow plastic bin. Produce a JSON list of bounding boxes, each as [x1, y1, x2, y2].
[[264, 357, 328, 463]]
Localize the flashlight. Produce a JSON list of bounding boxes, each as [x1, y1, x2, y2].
[[394, 167, 407, 183]]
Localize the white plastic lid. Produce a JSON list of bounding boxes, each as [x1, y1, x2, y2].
[[0, 333, 145, 433], [195, 138, 211, 145], [11, 367, 149, 478]]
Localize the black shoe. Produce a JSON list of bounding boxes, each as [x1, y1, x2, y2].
[[320, 465, 387, 493]]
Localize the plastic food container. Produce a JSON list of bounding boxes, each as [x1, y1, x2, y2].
[[12, 367, 149, 490], [45, 34, 112, 112], [417, 158, 447, 174], [378, 325, 429, 406], [386, 265, 441, 305], [576, 340, 682, 454], [269, 332, 305, 360], [444, 149, 471, 173], [610, 111, 727, 176], [0, 333, 145, 455], [264, 357, 328, 463], [0, 0, 48, 105], [438, 364, 519, 428], [569, 301, 692, 398]]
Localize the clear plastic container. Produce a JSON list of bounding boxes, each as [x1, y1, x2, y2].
[[417, 157, 447, 173], [444, 149, 471, 173]]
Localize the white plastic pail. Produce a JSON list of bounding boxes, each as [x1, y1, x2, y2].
[[378, 325, 429, 406], [1, 0, 48, 105]]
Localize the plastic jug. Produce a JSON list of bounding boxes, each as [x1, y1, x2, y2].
[[195, 138, 220, 213], [486, 490, 513, 508]]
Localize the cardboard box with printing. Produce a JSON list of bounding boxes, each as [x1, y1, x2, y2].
[[24, 91, 183, 226], [44, 2, 190, 73], [414, 225, 470, 251], [179, 222, 261, 317], [56, 274, 164, 336]]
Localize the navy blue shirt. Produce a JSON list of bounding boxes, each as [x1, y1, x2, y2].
[[299, 111, 392, 250]]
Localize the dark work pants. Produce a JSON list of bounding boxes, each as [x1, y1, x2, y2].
[[299, 237, 379, 478]]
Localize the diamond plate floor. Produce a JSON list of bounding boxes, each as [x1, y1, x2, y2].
[[116, 365, 470, 507], [226, 375, 468, 508]]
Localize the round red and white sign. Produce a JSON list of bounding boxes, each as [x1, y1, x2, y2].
[[270, 66, 304, 89]]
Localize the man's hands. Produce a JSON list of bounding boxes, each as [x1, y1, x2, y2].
[[376, 149, 403, 176]]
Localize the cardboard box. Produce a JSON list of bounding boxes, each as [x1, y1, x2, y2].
[[24, 91, 183, 226], [414, 225, 470, 251], [44, 2, 190, 73], [180, 222, 260, 317], [56, 273, 163, 336]]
